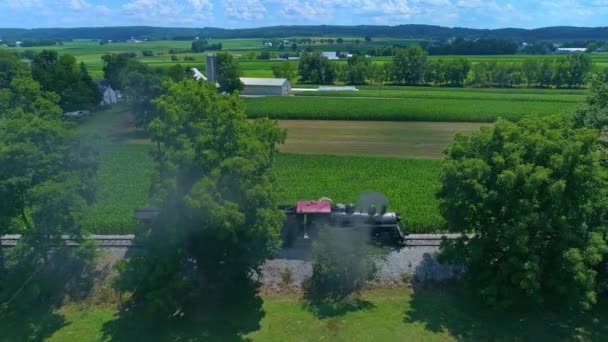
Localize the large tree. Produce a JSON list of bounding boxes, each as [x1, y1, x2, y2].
[[216, 52, 243, 94], [298, 51, 337, 84], [32, 50, 98, 111], [0, 53, 98, 299], [115, 79, 285, 314], [438, 115, 608, 310], [391, 45, 428, 85]]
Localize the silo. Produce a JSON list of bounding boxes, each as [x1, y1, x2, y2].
[[206, 53, 217, 83]]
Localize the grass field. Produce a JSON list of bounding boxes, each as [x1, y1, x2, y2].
[[78, 106, 448, 234], [245, 94, 577, 122], [3, 287, 606, 341]]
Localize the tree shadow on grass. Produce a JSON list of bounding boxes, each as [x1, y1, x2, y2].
[[405, 282, 608, 341], [101, 279, 265, 342], [0, 245, 105, 342], [0, 306, 67, 342], [303, 297, 375, 319]]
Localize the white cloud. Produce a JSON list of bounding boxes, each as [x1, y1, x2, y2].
[[122, 0, 213, 23], [225, 0, 267, 20]]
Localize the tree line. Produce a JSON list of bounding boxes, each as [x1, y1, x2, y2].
[[297, 45, 599, 88]]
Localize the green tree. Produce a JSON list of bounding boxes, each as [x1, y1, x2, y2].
[[438, 115, 608, 310], [566, 54, 593, 88], [216, 52, 243, 93], [0, 50, 30, 88], [0, 77, 62, 119], [587, 42, 598, 53], [522, 59, 540, 88], [271, 61, 297, 82], [538, 59, 554, 88], [120, 61, 165, 129], [337, 38, 344, 44], [573, 80, 608, 166], [32, 51, 98, 110], [467, 62, 492, 87], [298, 51, 337, 84], [444, 58, 471, 87], [346, 55, 370, 85], [101, 53, 132, 89], [391, 45, 428, 85], [0, 60, 98, 297], [115, 79, 285, 314]]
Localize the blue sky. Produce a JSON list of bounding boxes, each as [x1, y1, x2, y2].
[[0, 0, 607, 29]]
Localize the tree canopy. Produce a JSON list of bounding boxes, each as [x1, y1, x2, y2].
[[31, 50, 98, 111], [438, 114, 608, 310], [115, 79, 285, 313]]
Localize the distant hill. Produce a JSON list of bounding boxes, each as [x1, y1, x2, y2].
[[0, 25, 607, 42]]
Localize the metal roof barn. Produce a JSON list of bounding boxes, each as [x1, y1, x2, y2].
[[240, 77, 291, 96]]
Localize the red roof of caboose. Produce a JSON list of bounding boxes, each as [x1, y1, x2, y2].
[[296, 200, 332, 214]]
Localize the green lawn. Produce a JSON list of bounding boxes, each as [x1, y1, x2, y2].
[[2, 288, 606, 341], [245, 95, 576, 122]]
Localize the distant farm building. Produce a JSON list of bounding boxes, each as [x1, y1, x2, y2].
[[322, 51, 339, 60], [96, 80, 122, 105], [556, 48, 587, 54], [240, 77, 291, 96]]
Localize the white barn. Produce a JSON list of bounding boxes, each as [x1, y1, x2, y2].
[[240, 77, 291, 96]]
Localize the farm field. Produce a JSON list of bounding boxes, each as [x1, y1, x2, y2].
[[82, 144, 444, 234], [3, 287, 606, 341], [278, 120, 487, 159], [245, 94, 577, 122], [78, 106, 447, 233], [296, 86, 589, 102], [4, 39, 607, 79]]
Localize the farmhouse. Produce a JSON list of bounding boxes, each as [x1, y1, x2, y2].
[[96, 80, 122, 105], [240, 77, 291, 96]]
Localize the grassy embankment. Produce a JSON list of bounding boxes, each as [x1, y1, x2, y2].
[[2, 287, 607, 341]]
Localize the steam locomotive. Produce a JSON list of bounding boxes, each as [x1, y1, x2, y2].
[[279, 195, 406, 247]]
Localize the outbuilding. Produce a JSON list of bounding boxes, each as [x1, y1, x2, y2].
[[240, 77, 291, 96]]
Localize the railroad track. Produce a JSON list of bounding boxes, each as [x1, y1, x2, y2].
[[1, 234, 462, 248]]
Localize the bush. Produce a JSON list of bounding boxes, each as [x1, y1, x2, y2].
[[303, 226, 376, 302]]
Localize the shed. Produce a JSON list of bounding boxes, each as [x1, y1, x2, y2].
[[240, 77, 291, 96]]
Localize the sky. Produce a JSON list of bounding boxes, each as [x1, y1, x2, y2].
[[0, 0, 607, 29]]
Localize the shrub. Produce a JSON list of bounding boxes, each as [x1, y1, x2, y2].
[[303, 226, 376, 302]]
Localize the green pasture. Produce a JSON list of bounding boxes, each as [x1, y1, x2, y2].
[[4, 287, 606, 341], [245, 95, 576, 122]]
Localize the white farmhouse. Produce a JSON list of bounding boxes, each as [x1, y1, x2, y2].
[[97, 80, 122, 105], [239, 77, 291, 96]]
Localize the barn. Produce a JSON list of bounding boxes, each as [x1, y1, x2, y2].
[[239, 77, 291, 96]]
